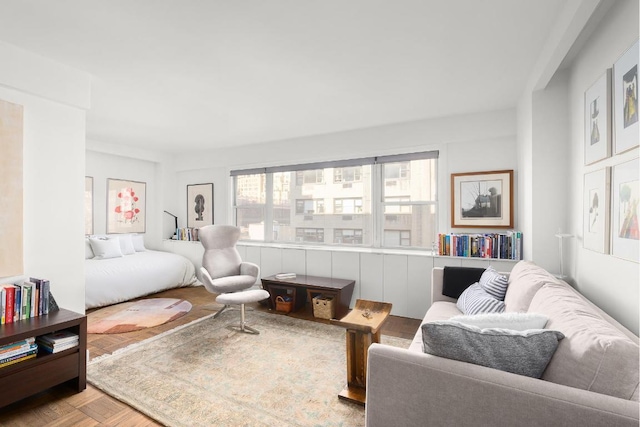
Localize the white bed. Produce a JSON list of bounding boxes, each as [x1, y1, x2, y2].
[[85, 236, 198, 309]]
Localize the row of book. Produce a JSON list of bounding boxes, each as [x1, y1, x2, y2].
[[0, 337, 38, 368], [175, 227, 200, 241], [437, 232, 523, 260], [0, 277, 52, 325], [0, 331, 79, 369]]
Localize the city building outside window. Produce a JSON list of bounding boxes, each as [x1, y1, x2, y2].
[[232, 151, 437, 249]]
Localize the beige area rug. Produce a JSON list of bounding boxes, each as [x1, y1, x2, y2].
[[88, 298, 192, 334], [87, 309, 411, 426]]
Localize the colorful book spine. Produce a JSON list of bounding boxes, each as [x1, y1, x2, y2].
[[0, 350, 38, 368]]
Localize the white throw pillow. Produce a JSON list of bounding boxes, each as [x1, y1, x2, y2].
[[449, 312, 549, 331], [89, 237, 124, 259], [85, 238, 95, 259], [118, 234, 136, 255], [132, 234, 146, 252]]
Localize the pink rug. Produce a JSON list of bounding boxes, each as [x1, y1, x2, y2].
[[88, 298, 192, 334]]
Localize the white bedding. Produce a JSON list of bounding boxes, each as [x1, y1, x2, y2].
[[85, 250, 198, 309]]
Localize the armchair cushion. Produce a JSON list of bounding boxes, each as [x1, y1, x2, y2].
[[211, 275, 257, 292]]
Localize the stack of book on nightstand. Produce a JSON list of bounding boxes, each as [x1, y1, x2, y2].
[[0, 337, 38, 368], [36, 331, 79, 354], [275, 273, 296, 280]]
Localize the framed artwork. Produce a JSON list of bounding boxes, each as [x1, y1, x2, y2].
[[583, 168, 610, 253], [611, 158, 639, 262], [584, 70, 612, 165], [613, 39, 639, 155], [451, 170, 513, 228], [107, 178, 146, 234], [85, 176, 94, 235], [187, 183, 214, 228]]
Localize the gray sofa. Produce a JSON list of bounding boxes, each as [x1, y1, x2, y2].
[[366, 261, 639, 427]]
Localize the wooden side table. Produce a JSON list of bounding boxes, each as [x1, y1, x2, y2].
[[331, 299, 392, 405]]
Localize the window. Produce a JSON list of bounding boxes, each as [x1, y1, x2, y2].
[[232, 151, 437, 248], [384, 230, 411, 246], [295, 199, 325, 214], [296, 170, 324, 185], [334, 229, 363, 245], [234, 173, 266, 240], [334, 166, 362, 183], [334, 198, 363, 214], [296, 228, 325, 243]]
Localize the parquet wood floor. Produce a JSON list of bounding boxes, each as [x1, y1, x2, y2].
[[0, 285, 421, 426]]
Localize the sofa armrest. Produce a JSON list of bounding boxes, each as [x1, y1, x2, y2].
[[366, 344, 639, 427]]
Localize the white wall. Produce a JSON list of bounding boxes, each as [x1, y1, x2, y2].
[[531, 70, 571, 273], [174, 109, 518, 230], [567, 0, 639, 334], [86, 148, 165, 250], [0, 42, 90, 314]]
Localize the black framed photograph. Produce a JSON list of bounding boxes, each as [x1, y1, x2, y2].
[[187, 183, 214, 228], [107, 178, 146, 234], [451, 170, 514, 228]]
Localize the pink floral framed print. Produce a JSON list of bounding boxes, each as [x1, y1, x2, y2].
[[107, 178, 146, 233]]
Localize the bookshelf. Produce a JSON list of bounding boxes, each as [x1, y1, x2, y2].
[[0, 308, 86, 408]]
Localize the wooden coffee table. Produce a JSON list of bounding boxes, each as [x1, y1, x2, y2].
[[331, 299, 392, 405], [261, 275, 355, 319]]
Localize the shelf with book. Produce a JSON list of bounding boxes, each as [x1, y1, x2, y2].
[[437, 232, 523, 260], [0, 308, 86, 408]]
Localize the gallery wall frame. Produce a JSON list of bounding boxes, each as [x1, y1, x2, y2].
[[451, 170, 513, 228], [583, 168, 610, 254], [611, 158, 639, 262], [584, 69, 612, 165], [85, 176, 94, 235], [187, 183, 214, 228], [613, 39, 639, 155], [107, 178, 146, 234]]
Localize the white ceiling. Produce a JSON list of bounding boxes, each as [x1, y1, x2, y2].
[[0, 0, 566, 153]]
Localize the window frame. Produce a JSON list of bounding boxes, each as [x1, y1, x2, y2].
[[231, 151, 438, 249]]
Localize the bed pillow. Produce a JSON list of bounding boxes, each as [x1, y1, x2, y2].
[[118, 234, 136, 255], [456, 283, 505, 315], [132, 234, 146, 252], [449, 312, 548, 331], [422, 321, 564, 378], [478, 266, 509, 300], [89, 237, 124, 259], [85, 238, 94, 259]]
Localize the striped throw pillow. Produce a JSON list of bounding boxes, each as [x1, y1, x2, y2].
[[456, 283, 505, 315], [479, 266, 509, 300]]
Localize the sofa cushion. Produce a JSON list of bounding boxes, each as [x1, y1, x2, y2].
[[504, 261, 557, 312], [409, 301, 463, 352], [450, 312, 548, 331], [442, 266, 485, 299], [422, 321, 564, 378], [479, 266, 509, 300], [529, 283, 640, 400], [456, 283, 505, 315]]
